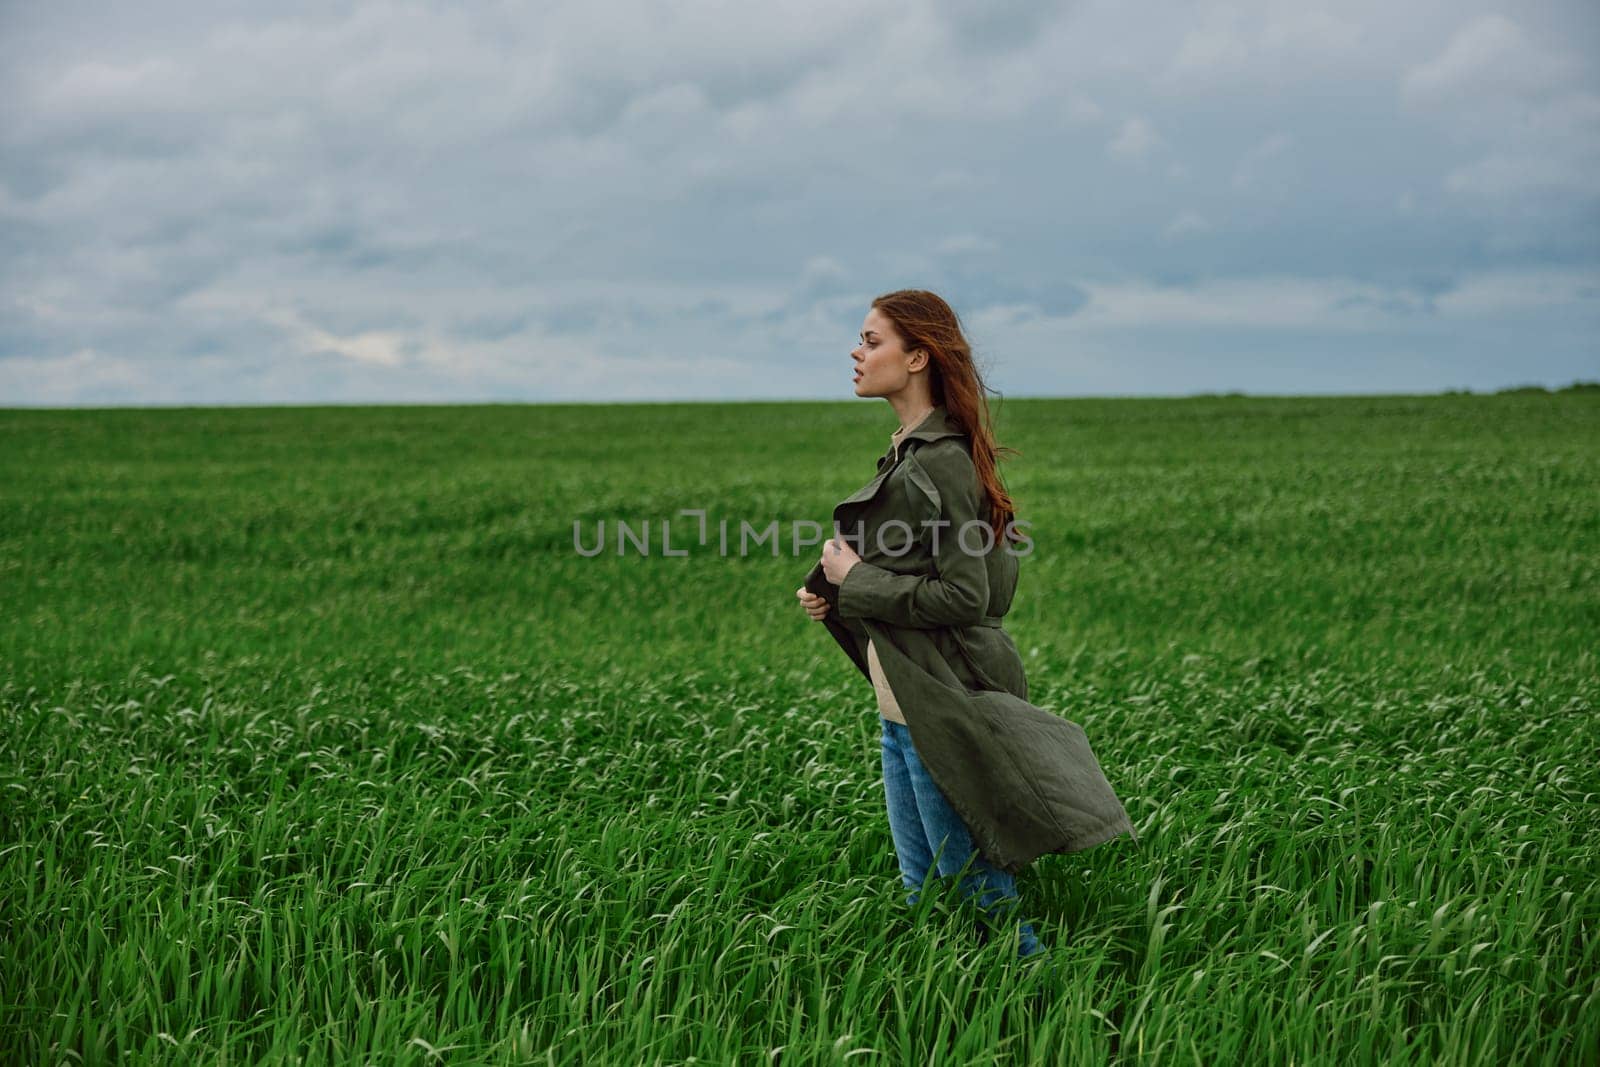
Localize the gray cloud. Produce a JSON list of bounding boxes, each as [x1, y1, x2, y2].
[[1, 0, 1597, 405]]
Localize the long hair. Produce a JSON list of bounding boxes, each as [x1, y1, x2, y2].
[[870, 289, 1021, 543]]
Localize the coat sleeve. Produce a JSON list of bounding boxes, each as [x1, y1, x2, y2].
[[834, 442, 991, 629]]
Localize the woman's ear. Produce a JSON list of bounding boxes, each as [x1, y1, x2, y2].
[[907, 348, 929, 373]]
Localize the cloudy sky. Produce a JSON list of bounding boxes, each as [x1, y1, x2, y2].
[[2, 0, 1596, 405]]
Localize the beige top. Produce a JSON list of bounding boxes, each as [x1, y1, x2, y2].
[[865, 420, 915, 724], [867, 637, 906, 724]]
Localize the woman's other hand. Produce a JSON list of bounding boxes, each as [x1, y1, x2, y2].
[[820, 536, 862, 585], [795, 586, 831, 621]]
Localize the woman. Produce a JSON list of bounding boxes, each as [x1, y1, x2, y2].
[[796, 289, 1136, 963]]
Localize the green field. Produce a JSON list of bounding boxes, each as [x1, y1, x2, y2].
[[2, 393, 1597, 1065]]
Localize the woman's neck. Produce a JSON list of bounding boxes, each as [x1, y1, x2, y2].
[[890, 395, 936, 434]]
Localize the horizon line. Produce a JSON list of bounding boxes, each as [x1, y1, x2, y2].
[[2, 381, 1597, 413]]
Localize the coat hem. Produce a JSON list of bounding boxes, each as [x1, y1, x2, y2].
[[894, 701, 1136, 874], [993, 815, 1139, 874], [864, 617, 1138, 876]]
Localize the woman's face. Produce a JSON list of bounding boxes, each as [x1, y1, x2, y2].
[[851, 308, 923, 398]]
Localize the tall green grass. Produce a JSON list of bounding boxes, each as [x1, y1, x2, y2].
[[2, 394, 1596, 1064]]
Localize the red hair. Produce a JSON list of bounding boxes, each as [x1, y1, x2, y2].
[[870, 289, 1021, 542]]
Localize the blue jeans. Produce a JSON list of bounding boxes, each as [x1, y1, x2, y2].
[[880, 716, 1046, 959]]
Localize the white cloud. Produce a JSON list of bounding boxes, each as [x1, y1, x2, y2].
[[0, 348, 145, 404], [1063, 90, 1103, 124], [263, 309, 410, 368], [1164, 26, 1250, 87], [1070, 276, 1349, 329], [1429, 268, 1599, 316], [1400, 15, 1572, 108], [1108, 116, 1161, 163], [1157, 4, 1366, 92], [1396, 14, 1599, 206]]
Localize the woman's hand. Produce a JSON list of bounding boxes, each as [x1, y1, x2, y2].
[[795, 586, 830, 621], [820, 536, 862, 585]]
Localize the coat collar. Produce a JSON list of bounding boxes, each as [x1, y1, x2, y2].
[[836, 405, 967, 513], [897, 404, 966, 447], [879, 405, 966, 467]]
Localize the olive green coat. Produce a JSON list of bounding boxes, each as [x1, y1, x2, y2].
[[803, 406, 1136, 874]]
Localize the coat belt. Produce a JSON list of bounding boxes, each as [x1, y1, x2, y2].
[[977, 615, 1006, 628]]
